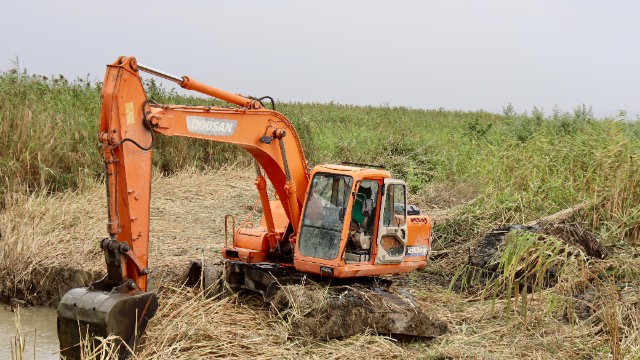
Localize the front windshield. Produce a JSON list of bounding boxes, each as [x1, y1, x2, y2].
[[299, 173, 353, 260]]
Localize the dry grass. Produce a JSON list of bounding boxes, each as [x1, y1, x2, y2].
[[0, 166, 257, 304], [10, 305, 26, 360], [2, 167, 640, 359], [422, 294, 608, 359], [412, 182, 480, 223], [136, 285, 407, 359], [0, 184, 104, 304], [145, 167, 256, 284]]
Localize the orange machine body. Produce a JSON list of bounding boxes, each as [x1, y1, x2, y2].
[[290, 164, 433, 278], [99, 56, 432, 293], [222, 164, 433, 278], [59, 55, 434, 359]]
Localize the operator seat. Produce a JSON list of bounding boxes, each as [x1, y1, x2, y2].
[[352, 185, 372, 227]]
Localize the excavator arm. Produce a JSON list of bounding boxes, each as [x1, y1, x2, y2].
[[58, 56, 310, 358], [100, 56, 309, 290]]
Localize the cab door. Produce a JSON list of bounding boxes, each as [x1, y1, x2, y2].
[[374, 179, 408, 264]]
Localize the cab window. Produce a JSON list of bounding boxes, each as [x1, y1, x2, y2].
[[299, 173, 353, 260], [383, 184, 406, 227]]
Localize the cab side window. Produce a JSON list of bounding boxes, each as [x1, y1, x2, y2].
[[383, 184, 406, 227]]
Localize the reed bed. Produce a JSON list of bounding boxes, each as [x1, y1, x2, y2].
[[2, 68, 640, 358]]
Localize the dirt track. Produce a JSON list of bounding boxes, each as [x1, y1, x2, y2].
[[146, 168, 257, 284]]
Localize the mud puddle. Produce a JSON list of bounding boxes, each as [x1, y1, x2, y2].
[[0, 304, 59, 359]]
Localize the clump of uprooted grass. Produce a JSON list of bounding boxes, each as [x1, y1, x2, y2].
[[439, 226, 640, 358], [452, 230, 590, 314]]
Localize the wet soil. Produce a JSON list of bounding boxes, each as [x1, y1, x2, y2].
[[272, 284, 448, 339], [1, 267, 103, 307]]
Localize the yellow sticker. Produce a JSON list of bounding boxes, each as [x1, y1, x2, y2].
[[125, 102, 134, 125]]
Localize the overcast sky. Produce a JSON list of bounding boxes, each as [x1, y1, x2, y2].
[[2, 1, 638, 118]]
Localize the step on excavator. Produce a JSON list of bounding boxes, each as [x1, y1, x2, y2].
[[57, 56, 446, 359]]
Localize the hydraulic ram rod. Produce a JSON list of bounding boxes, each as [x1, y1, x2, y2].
[[137, 62, 259, 108], [137, 63, 183, 83]]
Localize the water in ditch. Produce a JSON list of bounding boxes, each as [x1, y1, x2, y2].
[[0, 304, 59, 359]]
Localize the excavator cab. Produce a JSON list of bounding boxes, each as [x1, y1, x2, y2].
[[293, 164, 424, 278], [297, 170, 380, 265]]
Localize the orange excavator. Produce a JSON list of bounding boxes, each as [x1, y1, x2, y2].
[[57, 56, 436, 358]]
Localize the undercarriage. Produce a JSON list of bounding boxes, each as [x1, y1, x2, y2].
[[185, 260, 448, 339]]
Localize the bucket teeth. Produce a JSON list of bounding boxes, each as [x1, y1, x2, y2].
[[57, 287, 158, 359]]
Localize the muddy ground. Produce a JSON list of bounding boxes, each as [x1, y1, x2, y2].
[[1, 167, 638, 359]]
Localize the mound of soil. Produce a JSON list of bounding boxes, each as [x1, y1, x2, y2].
[[469, 224, 541, 271], [543, 223, 608, 259], [184, 260, 448, 340], [272, 284, 448, 339]]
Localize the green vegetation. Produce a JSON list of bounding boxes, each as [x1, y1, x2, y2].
[[2, 68, 639, 243], [2, 66, 640, 358]]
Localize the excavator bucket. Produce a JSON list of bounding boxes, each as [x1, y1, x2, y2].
[[57, 286, 158, 359]]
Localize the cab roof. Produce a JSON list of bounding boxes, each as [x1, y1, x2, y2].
[[312, 164, 392, 179]]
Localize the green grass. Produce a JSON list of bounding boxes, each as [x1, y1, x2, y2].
[[1, 67, 639, 244]]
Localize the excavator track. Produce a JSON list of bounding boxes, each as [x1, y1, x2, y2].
[[185, 260, 448, 339]]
